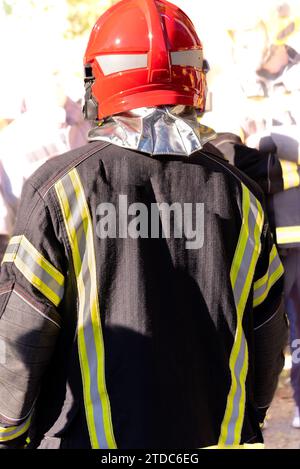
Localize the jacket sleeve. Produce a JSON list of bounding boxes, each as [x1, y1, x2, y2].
[[243, 131, 300, 194], [211, 133, 281, 194], [259, 132, 300, 194], [212, 132, 300, 195], [252, 219, 288, 423], [0, 178, 66, 448]]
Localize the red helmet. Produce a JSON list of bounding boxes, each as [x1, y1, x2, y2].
[[83, 0, 207, 120]]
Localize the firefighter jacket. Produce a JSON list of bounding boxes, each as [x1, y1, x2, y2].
[[0, 141, 286, 449], [213, 130, 300, 249]]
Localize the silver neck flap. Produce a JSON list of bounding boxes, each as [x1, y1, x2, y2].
[[88, 105, 217, 156]]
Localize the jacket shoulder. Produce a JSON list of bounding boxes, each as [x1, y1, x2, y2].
[[28, 141, 110, 197], [203, 142, 266, 206]]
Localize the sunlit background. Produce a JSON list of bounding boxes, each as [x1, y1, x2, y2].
[[0, 0, 299, 131], [0, 1, 119, 124], [0, 0, 299, 200]]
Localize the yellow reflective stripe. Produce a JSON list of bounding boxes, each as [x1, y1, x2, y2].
[[219, 186, 249, 446], [20, 236, 64, 287], [1, 235, 22, 265], [55, 178, 98, 442], [5, 235, 22, 251], [14, 255, 61, 307], [280, 159, 300, 190], [55, 179, 96, 445], [204, 443, 264, 449], [68, 170, 116, 449], [240, 196, 263, 315], [1, 253, 15, 263], [0, 415, 31, 442], [9, 235, 23, 244], [253, 244, 284, 307], [6, 235, 23, 248], [276, 226, 300, 245], [1, 235, 64, 307], [233, 198, 262, 443], [254, 245, 277, 290], [55, 168, 116, 450], [219, 184, 264, 447]]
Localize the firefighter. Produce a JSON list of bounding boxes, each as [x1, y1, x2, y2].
[[0, 0, 287, 449], [0, 71, 90, 263]]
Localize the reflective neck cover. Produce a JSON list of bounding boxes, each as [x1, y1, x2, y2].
[[88, 105, 217, 156]]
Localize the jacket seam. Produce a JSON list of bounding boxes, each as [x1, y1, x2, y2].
[[254, 309, 279, 331], [40, 142, 111, 198], [12, 289, 61, 329], [49, 189, 72, 260]]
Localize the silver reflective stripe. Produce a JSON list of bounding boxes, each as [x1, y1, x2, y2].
[[55, 169, 116, 449], [0, 415, 32, 442], [97, 54, 148, 75], [170, 50, 203, 68], [276, 226, 300, 245], [219, 184, 264, 447], [2, 236, 64, 307], [16, 244, 64, 301], [225, 191, 261, 445], [233, 200, 259, 307], [4, 240, 20, 256], [225, 335, 247, 445]]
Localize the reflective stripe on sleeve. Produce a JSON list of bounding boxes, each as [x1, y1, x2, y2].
[[1, 235, 64, 307], [0, 415, 31, 443], [55, 168, 116, 450], [280, 159, 300, 190], [253, 244, 284, 307], [276, 226, 300, 245], [218, 184, 264, 447]]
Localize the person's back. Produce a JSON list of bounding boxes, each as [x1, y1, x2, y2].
[[0, 137, 285, 448], [0, 0, 287, 449]]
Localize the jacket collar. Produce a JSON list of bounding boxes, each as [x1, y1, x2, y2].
[[88, 106, 216, 156]]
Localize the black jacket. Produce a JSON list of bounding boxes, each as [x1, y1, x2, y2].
[[0, 141, 286, 449]]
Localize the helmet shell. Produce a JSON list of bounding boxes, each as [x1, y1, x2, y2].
[[84, 0, 206, 119]]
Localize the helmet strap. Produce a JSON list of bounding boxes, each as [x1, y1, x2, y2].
[[83, 64, 99, 121]]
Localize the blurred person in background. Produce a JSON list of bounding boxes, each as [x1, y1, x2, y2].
[[0, 0, 287, 449], [247, 5, 300, 429], [184, 0, 272, 137], [0, 69, 90, 255], [0, 0, 91, 255], [210, 1, 300, 429], [0, 161, 18, 261]]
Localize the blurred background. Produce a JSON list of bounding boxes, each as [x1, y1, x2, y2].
[[0, 0, 299, 167], [0, 0, 299, 153], [0, 0, 300, 447]]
